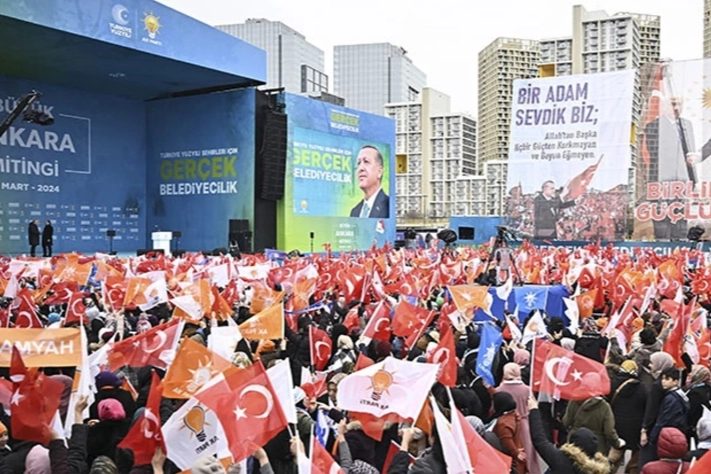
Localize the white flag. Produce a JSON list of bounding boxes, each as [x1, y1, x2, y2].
[[336, 357, 438, 420], [431, 396, 470, 474], [266, 358, 297, 424], [163, 396, 229, 470], [521, 311, 548, 346]]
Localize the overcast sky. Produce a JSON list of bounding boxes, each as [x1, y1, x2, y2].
[[159, 0, 704, 116]]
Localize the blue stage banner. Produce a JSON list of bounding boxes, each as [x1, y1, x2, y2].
[[0, 0, 265, 83], [146, 89, 256, 252], [0, 75, 146, 255], [278, 93, 396, 252]]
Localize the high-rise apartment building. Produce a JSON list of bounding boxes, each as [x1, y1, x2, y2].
[[385, 89, 481, 222], [334, 43, 427, 116], [705, 0, 711, 58], [216, 19, 328, 94], [477, 38, 540, 168], [539, 6, 660, 207]]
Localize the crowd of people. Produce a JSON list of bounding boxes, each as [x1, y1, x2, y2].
[[505, 189, 627, 241], [0, 243, 709, 474]]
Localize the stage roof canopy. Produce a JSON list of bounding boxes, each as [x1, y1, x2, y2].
[[0, 0, 266, 100]]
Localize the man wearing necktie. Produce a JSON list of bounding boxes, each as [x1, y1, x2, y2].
[[643, 96, 696, 240], [350, 145, 390, 218]]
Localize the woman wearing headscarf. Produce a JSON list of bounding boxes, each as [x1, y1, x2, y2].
[[490, 392, 527, 474], [496, 363, 541, 474], [528, 397, 610, 474], [685, 418, 711, 462], [574, 317, 608, 363], [86, 399, 131, 466], [514, 349, 531, 385], [640, 351, 675, 468], [328, 335, 357, 373], [608, 360, 647, 474], [562, 372, 624, 454], [684, 365, 711, 444]]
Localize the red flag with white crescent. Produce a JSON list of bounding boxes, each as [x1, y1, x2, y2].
[[118, 371, 165, 465], [64, 291, 86, 326], [309, 326, 332, 371], [362, 300, 391, 342], [532, 338, 610, 401], [195, 361, 287, 463], [427, 324, 457, 387], [107, 318, 183, 371]]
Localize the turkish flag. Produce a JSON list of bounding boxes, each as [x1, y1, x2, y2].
[[195, 361, 287, 463], [64, 291, 87, 326], [347, 411, 402, 442], [427, 324, 457, 387], [563, 155, 602, 201], [108, 318, 183, 371], [13, 289, 43, 328], [342, 307, 360, 332], [663, 298, 694, 367], [689, 449, 711, 473], [162, 337, 237, 399], [103, 278, 127, 312], [309, 326, 332, 371], [354, 353, 375, 371], [455, 410, 512, 472], [311, 436, 345, 474], [10, 348, 63, 444], [391, 299, 432, 338], [382, 441, 415, 474], [533, 338, 611, 401], [362, 300, 391, 342], [42, 281, 78, 305], [118, 371, 165, 466]]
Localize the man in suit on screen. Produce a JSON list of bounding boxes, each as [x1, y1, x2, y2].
[[350, 145, 390, 218], [643, 96, 696, 240]]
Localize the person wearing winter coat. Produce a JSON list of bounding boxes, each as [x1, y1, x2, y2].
[[573, 318, 608, 363], [528, 397, 610, 474], [641, 427, 690, 474], [685, 418, 711, 462], [684, 365, 711, 444], [496, 363, 541, 474], [490, 392, 528, 474], [643, 366, 690, 468], [640, 352, 676, 468], [609, 360, 647, 474], [562, 372, 624, 454]]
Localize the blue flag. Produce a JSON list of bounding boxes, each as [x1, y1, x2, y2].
[[475, 323, 503, 387], [315, 409, 330, 447], [513, 286, 549, 313]]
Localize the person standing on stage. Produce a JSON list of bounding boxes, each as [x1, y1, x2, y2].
[[42, 220, 54, 257], [28, 219, 40, 257]]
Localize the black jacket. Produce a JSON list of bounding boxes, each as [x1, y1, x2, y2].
[[685, 383, 711, 440], [42, 224, 53, 246], [609, 373, 647, 446], [28, 222, 40, 246], [350, 189, 390, 218], [651, 389, 690, 446], [574, 332, 608, 363]]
